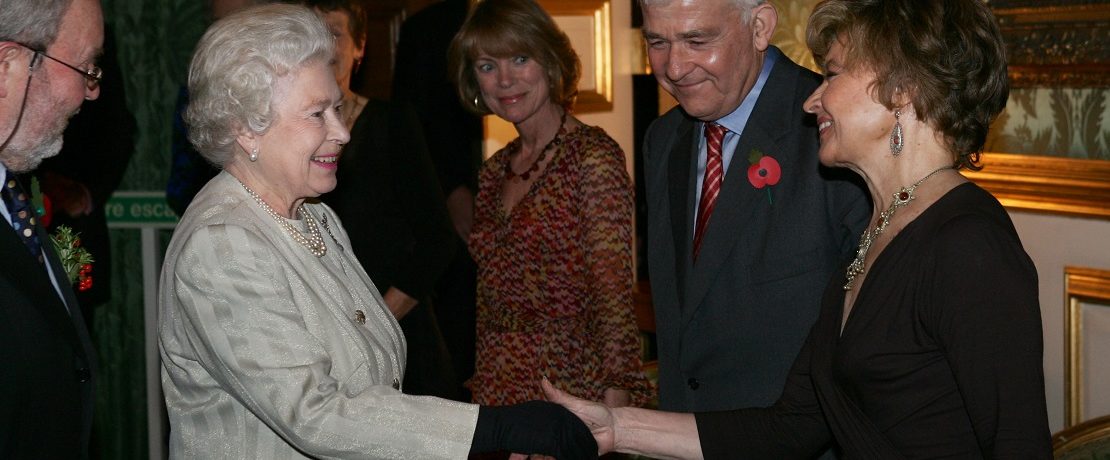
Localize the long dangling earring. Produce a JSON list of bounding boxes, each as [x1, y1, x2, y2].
[[249, 147, 259, 162], [889, 109, 905, 156]]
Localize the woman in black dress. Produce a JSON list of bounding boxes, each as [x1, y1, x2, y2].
[[545, 0, 1051, 457], [305, 0, 462, 400]]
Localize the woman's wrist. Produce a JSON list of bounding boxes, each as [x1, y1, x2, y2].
[[611, 406, 635, 454], [603, 387, 631, 407], [610, 406, 702, 460]]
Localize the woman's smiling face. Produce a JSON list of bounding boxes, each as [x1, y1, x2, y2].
[[473, 52, 553, 126], [250, 60, 350, 208], [804, 39, 896, 169]]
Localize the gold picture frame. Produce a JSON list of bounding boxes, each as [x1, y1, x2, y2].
[[1064, 266, 1110, 427], [538, 0, 613, 113], [992, 2, 1110, 88], [963, 153, 1110, 220], [967, 1, 1110, 219]]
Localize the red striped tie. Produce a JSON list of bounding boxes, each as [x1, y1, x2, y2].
[[693, 122, 726, 261]]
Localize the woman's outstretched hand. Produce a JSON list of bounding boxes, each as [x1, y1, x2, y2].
[[541, 378, 616, 454]]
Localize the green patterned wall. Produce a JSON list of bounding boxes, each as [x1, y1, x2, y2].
[[770, 0, 1110, 160], [96, 0, 207, 458], [988, 89, 1110, 160], [107, 0, 206, 190]]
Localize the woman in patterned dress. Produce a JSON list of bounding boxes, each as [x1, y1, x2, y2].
[[449, 0, 653, 411]]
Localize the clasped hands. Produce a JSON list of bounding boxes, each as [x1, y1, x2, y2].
[[537, 379, 703, 460], [538, 378, 618, 457]]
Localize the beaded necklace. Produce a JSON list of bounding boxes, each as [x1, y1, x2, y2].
[[237, 179, 327, 257], [505, 109, 568, 182]]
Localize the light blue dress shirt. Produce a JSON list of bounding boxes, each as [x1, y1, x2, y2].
[[693, 46, 780, 230]]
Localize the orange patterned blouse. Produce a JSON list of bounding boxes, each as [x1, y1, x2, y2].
[[467, 125, 653, 407]]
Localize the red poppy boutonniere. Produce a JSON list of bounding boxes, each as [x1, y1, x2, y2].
[[747, 149, 781, 204]]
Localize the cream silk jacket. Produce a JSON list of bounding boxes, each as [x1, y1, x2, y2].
[[158, 172, 477, 459]]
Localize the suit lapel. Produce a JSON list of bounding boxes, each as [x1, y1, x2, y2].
[[0, 219, 91, 365], [682, 60, 803, 319], [40, 223, 94, 364], [667, 119, 696, 303]]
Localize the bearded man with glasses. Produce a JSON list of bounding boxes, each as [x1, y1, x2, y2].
[[0, 0, 105, 457]]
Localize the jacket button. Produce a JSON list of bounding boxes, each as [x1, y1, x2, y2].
[[76, 368, 91, 383], [687, 377, 700, 390]]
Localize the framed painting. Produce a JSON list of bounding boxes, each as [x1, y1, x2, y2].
[[963, 153, 1110, 219], [538, 0, 613, 113], [991, 1, 1110, 88], [1064, 266, 1110, 426], [969, 1, 1110, 219]]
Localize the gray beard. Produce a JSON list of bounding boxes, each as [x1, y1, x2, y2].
[[1, 132, 63, 173]]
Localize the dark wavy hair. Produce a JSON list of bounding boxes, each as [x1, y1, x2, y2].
[[807, 0, 1009, 170], [448, 0, 581, 115]]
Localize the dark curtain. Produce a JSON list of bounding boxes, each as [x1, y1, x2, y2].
[[94, 0, 207, 458]]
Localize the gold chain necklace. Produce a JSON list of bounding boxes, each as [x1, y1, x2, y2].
[[237, 179, 327, 257], [843, 165, 953, 290]]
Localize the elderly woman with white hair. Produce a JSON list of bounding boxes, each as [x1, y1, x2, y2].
[[158, 5, 595, 459]]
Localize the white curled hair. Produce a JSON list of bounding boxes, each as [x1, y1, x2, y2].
[[184, 3, 335, 166]]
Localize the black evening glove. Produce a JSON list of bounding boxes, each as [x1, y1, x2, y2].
[[470, 400, 598, 459]]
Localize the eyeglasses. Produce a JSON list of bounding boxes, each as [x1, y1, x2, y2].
[[20, 43, 102, 91]]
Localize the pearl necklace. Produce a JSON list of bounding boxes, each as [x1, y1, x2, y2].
[[843, 165, 953, 290], [238, 180, 327, 257]]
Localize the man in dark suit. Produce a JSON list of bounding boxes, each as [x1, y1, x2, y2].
[[640, 0, 869, 415], [0, 0, 104, 457]]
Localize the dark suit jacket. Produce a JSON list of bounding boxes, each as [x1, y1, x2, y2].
[[645, 51, 870, 412], [0, 202, 96, 458]]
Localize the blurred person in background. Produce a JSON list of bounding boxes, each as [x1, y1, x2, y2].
[[306, 0, 462, 401], [165, 0, 273, 216], [392, 0, 483, 403], [37, 26, 134, 329]]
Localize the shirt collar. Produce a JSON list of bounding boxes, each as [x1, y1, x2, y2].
[[713, 45, 780, 135]]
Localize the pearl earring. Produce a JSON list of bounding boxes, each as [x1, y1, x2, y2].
[[249, 147, 259, 162]]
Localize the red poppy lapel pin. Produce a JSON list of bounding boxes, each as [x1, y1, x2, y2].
[[747, 149, 781, 204]]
